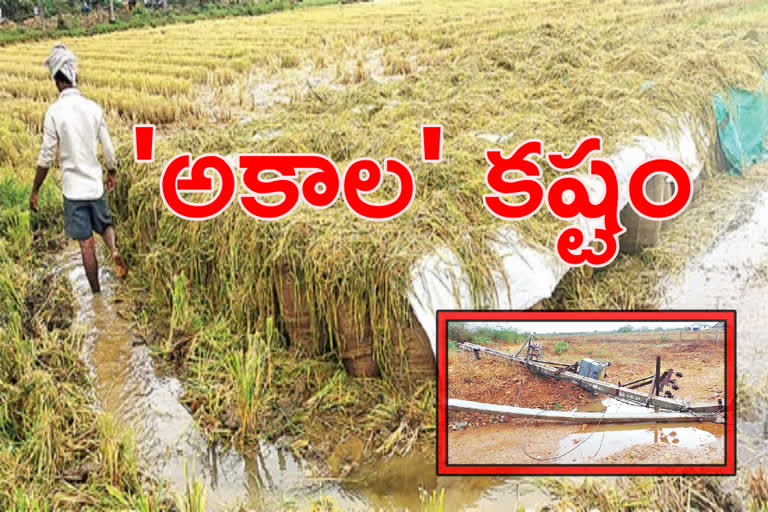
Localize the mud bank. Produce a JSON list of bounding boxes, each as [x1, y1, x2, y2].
[[447, 333, 725, 428]]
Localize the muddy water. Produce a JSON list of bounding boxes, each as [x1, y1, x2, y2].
[[553, 398, 725, 464], [63, 249, 548, 510], [63, 250, 368, 509], [557, 423, 722, 464], [662, 189, 768, 473], [64, 250, 259, 508]]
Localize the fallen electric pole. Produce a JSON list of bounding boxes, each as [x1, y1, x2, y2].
[[457, 342, 723, 415], [447, 398, 719, 423]]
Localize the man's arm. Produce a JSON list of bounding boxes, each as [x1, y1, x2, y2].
[[31, 110, 57, 212], [97, 113, 118, 191], [29, 166, 50, 213]]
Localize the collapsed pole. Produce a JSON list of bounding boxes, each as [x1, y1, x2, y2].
[[457, 342, 723, 414], [448, 399, 719, 424], [514, 335, 532, 358]]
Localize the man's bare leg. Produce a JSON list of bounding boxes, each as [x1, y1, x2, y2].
[[79, 236, 100, 293], [100, 225, 128, 278]]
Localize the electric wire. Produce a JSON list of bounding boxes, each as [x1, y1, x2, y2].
[[519, 405, 609, 462]]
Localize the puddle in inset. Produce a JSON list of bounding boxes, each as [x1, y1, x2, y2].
[[538, 398, 726, 464]]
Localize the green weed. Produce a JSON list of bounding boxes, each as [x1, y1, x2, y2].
[[174, 464, 207, 512], [420, 488, 445, 512]]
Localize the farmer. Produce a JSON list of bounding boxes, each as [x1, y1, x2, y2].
[[30, 44, 128, 294]]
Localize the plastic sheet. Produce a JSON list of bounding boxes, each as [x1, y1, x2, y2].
[[713, 74, 768, 175], [409, 119, 708, 356]]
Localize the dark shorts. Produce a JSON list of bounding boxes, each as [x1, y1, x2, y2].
[[63, 194, 113, 241]]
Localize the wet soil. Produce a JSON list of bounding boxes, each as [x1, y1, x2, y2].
[[595, 438, 723, 464]]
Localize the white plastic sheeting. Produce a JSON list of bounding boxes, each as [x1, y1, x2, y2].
[[408, 119, 709, 356]]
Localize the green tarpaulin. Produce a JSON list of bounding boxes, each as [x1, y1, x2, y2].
[[713, 73, 768, 175]]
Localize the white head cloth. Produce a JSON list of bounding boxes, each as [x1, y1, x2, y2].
[[44, 44, 77, 86]]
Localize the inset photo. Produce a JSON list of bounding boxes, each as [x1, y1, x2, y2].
[[436, 311, 735, 476]]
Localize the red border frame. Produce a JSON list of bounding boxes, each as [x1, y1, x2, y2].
[[436, 310, 736, 476]]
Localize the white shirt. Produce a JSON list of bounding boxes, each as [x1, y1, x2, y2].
[[37, 88, 116, 200]]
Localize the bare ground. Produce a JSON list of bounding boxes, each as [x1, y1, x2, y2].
[[595, 440, 723, 465], [448, 419, 725, 465], [447, 351, 597, 428]]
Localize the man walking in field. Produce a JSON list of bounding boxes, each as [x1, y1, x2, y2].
[[30, 44, 128, 294]]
